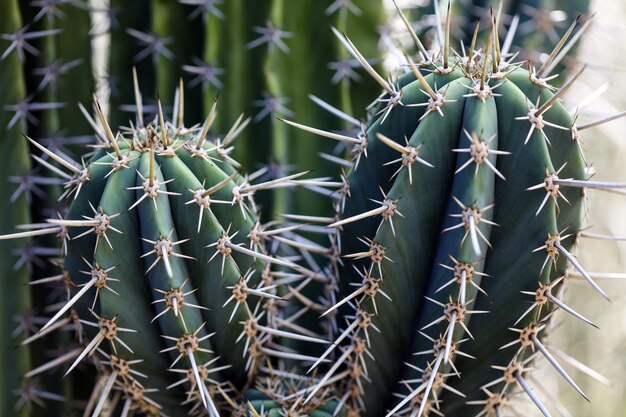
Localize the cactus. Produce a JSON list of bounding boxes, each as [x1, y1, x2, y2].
[[2, 1, 626, 417], [0, 73, 339, 415], [280, 6, 625, 417]]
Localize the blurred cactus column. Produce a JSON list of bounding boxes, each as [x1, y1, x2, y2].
[[199, 0, 385, 218], [0, 0, 32, 415], [19, 0, 93, 153]]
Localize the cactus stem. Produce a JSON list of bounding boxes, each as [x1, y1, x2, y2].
[[513, 370, 553, 417]]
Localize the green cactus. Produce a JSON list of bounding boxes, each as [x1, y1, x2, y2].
[[0, 75, 336, 415], [280, 7, 623, 417], [0, 1, 33, 415]]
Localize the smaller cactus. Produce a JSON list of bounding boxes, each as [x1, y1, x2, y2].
[[0, 73, 334, 416]]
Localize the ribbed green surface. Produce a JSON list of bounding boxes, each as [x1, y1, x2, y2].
[[336, 61, 585, 416], [62, 135, 261, 414]]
